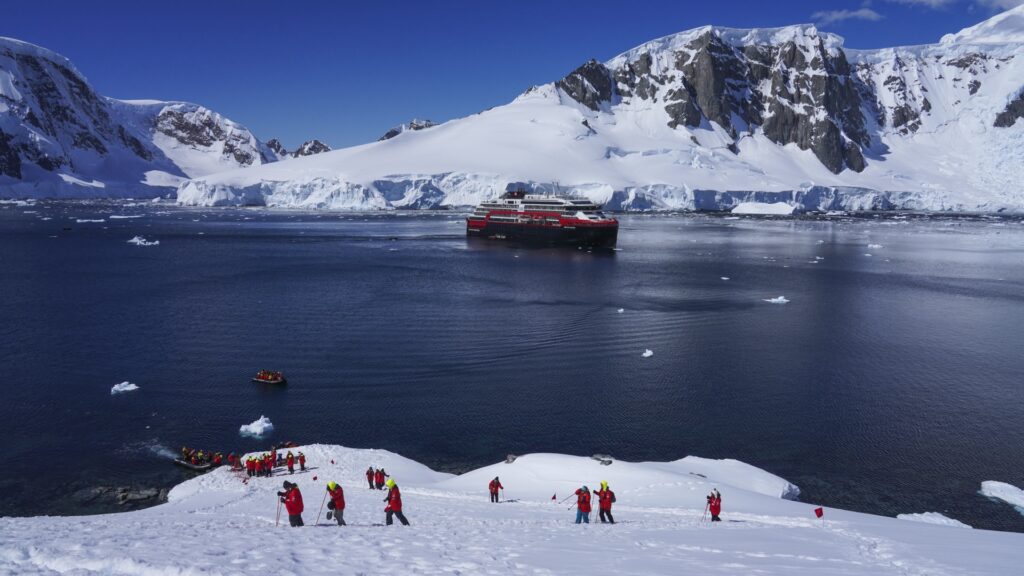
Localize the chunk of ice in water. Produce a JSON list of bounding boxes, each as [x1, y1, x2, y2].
[[111, 381, 139, 395], [763, 296, 790, 304], [641, 349, 654, 358]]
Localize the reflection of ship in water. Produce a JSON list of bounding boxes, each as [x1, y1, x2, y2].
[[466, 190, 618, 247]]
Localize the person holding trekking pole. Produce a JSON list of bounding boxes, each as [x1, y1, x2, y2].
[[594, 481, 616, 524], [326, 481, 346, 526], [278, 481, 304, 527], [573, 485, 592, 524], [707, 488, 722, 522], [488, 477, 503, 503]]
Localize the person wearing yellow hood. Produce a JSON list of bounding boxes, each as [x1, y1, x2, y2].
[[594, 481, 616, 524], [383, 478, 410, 526], [326, 481, 346, 526]]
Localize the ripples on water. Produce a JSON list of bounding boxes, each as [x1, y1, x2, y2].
[[0, 202, 1023, 531]]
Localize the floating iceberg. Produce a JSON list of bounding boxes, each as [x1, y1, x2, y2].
[[763, 296, 790, 304], [127, 236, 159, 246], [642, 349, 654, 358], [980, 481, 1024, 517], [239, 416, 274, 438], [731, 202, 796, 215], [110, 381, 139, 395]]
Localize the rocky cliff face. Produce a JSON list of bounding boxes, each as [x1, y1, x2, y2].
[[0, 37, 277, 196], [561, 27, 872, 174]]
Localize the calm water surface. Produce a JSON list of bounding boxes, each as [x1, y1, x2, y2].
[[1, 201, 1022, 531]]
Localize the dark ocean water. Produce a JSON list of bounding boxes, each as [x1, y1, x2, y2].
[[1, 201, 1023, 532]]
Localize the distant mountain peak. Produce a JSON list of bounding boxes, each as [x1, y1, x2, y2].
[[292, 139, 331, 157]]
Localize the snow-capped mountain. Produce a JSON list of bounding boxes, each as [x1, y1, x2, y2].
[[0, 37, 278, 197], [179, 7, 1024, 212]]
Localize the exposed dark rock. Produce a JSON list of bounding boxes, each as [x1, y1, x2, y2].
[[968, 80, 981, 95], [266, 138, 288, 157], [994, 91, 1024, 128], [379, 119, 437, 141], [0, 130, 22, 179], [292, 139, 331, 157], [556, 59, 614, 111], [156, 108, 225, 148]]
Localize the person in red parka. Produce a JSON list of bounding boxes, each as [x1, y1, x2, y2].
[[707, 488, 722, 522], [574, 486, 592, 524], [246, 457, 255, 477], [374, 468, 385, 490], [255, 457, 264, 477], [326, 481, 346, 526], [366, 467, 375, 489], [298, 452, 306, 472], [594, 481, 616, 524], [383, 478, 410, 526], [286, 451, 295, 474], [278, 481, 304, 526], [488, 477, 503, 503]]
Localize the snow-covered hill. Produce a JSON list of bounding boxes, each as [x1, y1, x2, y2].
[[1, 444, 1020, 575], [178, 7, 1024, 212], [0, 37, 278, 197]]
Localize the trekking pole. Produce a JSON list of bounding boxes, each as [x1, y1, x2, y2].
[[501, 488, 505, 502], [701, 502, 709, 523], [316, 491, 328, 527], [275, 499, 282, 527], [559, 494, 575, 504]]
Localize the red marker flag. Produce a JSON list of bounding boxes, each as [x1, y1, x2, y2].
[[313, 475, 318, 481], [552, 494, 557, 500], [814, 507, 824, 518]]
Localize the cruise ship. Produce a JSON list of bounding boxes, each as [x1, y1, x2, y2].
[[466, 191, 618, 247]]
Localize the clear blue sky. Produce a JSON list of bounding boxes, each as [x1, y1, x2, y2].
[[3, 0, 1019, 148]]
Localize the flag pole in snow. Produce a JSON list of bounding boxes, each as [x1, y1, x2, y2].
[[316, 490, 328, 526], [815, 507, 825, 528], [275, 499, 282, 527]]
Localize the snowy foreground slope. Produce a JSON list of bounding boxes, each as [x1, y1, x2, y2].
[[178, 7, 1024, 213], [2, 445, 1021, 575]]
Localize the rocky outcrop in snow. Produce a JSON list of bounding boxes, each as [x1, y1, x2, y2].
[[291, 139, 331, 157], [379, 119, 438, 141]]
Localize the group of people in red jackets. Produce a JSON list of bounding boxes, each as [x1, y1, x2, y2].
[[571, 481, 617, 524], [276, 475, 409, 527], [366, 467, 389, 490], [272, 454, 721, 529]]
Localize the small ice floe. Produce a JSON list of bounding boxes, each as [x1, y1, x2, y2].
[[76, 218, 105, 223], [864, 253, 873, 257], [815, 240, 825, 244], [815, 256, 824, 260], [641, 349, 654, 358], [612, 248, 623, 251], [110, 381, 139, 395], [763, 296, 790, 304], [127, 236, 159, 246], [980, 481, 1024, 516], [897, 512, 972, 529], [868, 244, 884, 249], [239, 415, 274, 438], [721, 277, 730, 281], [617, 308, 624, 313], [110, 215, 144, 219]]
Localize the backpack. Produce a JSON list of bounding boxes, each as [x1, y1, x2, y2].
[[610, 491, 616, 503]]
